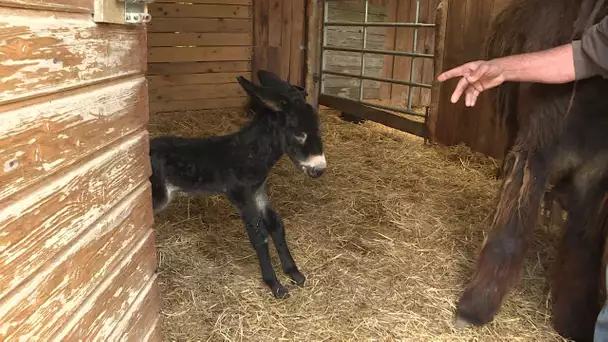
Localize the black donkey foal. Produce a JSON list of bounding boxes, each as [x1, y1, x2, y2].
[[148, 70, 327, 299]]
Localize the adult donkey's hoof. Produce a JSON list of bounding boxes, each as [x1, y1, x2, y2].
[[455, 287, 500, 328]]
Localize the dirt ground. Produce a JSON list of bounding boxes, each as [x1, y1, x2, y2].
[[148, 108, 566, 341]]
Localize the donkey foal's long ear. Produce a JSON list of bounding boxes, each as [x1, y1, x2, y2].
[[237, 76, 287, 112], [257, 70, 292, 93]]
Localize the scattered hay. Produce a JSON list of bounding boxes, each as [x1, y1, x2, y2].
[[148, 108, 566, 341]]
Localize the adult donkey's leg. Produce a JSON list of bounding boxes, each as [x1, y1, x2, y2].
[[551, 176, 608, 342], [229, 187, 289, 299], [456, 146, 549, 326]]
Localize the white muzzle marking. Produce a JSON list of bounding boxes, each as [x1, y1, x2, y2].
[[300, 154, 327, 169]]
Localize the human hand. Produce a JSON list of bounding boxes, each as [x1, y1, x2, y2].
[[437, 60, 506, 107]]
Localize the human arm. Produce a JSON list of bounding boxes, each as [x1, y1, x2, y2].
[[437, 15, 608, 107]]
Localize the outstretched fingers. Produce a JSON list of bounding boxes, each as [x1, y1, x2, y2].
[[437, 61, 481, 82], [438, 60, 489, 106]]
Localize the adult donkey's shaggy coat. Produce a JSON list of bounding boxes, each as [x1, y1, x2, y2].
[[455, 1, 608, 341]]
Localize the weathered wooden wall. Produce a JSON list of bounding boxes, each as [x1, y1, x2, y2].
[[434, 0, 512, 158], [252, 0, 307, 87], [0, 1, 160, 340], [147, 0, 253, 114]]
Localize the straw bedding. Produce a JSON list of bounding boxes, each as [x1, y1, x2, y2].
[[147, 108, 567, 341]]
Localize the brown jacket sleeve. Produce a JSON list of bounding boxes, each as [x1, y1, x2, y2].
[[573, 15, 608, 80]]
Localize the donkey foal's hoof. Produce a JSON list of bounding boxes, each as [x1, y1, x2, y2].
[[288, 270, 306, 287], [273, 285, 290, 299]]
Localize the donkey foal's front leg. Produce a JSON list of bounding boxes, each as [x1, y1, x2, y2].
[[243, 218, 290, 299], [456, 149, 547, 327], [230, 188, 290, 299], [264, 207, 306, 286]]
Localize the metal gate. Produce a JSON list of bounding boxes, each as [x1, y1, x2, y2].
[[315, 0, 447, 139]]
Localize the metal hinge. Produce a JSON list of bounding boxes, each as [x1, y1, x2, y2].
[[93, 0, 154, 25], [121, 0, 153, 24]]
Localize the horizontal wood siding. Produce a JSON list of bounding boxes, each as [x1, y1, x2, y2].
[[147, 1, 253, 114], [0, 2, 159, 341]]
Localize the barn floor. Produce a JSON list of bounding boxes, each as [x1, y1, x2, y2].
[[148, 108, 567, 341]]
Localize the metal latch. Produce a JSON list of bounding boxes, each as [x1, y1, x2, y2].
[[119, 0, 154, 24]]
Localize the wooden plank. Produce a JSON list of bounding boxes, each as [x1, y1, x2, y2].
[[320, 94, 426, 137], [254, 0, 269, 47], [473, 0, 508, 157], [0, 130, 151, 301], [149, 83, 245, 101], [149, 4, 250, 19], [148, 72, 249, 88], [390, 0, 415, 106], [53, 232, 158, 341], [150, 97, 249, 114], [410, 0, 432, 106], [454, 0, 481, 149], [0, 77, 148, 204], [107, 278, 161, 342], [268, 0, 282, 47], [147, 61, 251, 75], [435, 0, 467, 146], [380, 0, 398, 100], [0, 0, 91, 12], [278, 0, 291, 80], [148, 32, 251, 47], [252, 46, 268, 84], [148, 46, 251, 63], [416, 0, 437, 107], [305, 0, 323, 109], [153, 0, 250, 4], [0, 8, 146, 105], [0, 185, 153, 340], [427, 0, 448, 143], [148, 18, 252, 33], [265, 46, 282, 80], [289, 0, 306, 86], [143, 318, 162, 342]]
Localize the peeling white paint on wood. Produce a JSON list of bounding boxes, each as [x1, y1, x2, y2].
[[0, 1, 92, 13], [51, 231, 156, 341], [0, 7, 145, 104], [0, 132, 149, 298], [106, 276, 158, 341], [0, 77, 147, 203], [0, 185, 152, 340], [0, 5, 158, 341], [142, 317, 160, 342]]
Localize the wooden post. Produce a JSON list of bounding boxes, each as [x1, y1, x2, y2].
[[426, 0, 448, 143], [305, 0, 324, 110]]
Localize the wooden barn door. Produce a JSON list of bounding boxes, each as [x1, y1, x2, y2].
[[252, 0, 308, 87], [0, 1, 160, 340]]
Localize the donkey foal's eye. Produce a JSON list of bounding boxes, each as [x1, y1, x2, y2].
[[294, 132, 307, 144]]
